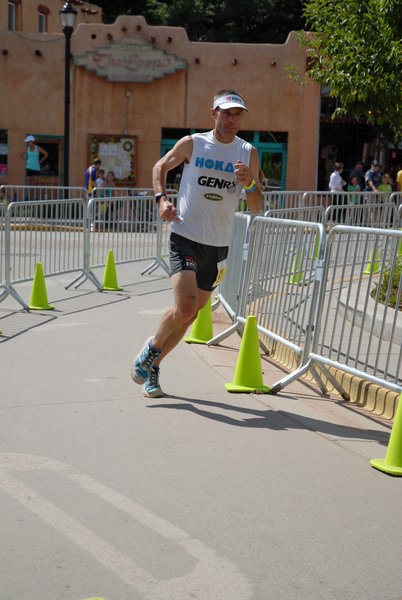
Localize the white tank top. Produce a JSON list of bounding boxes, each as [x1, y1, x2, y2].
[[171, 131, 253, 246]]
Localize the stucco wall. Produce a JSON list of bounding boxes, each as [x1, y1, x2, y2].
[[0, 11, 320, 189], [0, 0, 102, 34]]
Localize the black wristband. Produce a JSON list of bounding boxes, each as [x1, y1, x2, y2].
[[155, 192, 167, 204]]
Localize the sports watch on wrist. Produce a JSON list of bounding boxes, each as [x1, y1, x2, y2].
[[155, 192, 167, 204]]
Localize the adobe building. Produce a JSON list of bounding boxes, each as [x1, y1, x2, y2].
[[0, 0, 320, 190]]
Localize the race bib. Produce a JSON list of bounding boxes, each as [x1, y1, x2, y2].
[[213, 259, 227, 286]]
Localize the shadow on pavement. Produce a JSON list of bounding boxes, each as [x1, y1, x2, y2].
[[149, 396, 389, 445], [0, 291, 130, 342], [0, 310, 57, 342]]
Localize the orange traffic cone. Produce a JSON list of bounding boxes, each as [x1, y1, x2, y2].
[[225, 315, 270, 393], [184, 297, 213, 344], [29, 262, 54, 310], [371, 393, 402, 476], [102, 250, 123, 291]]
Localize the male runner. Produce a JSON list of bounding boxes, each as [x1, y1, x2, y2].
[[131, 89, 263, 397]]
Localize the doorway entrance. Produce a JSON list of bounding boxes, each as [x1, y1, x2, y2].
[[258, 144, 287, 190], [24, 135, 63, 186]]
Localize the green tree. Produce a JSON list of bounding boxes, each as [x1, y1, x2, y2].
[[96, 0, 305, 44], [291, 0, 402, 139]]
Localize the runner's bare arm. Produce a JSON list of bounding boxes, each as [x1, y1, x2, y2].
[[234, 147, 263, 214], [153, 136, 193, 194], [38, 146, 49, 164], [152, 136, 193, 222], [244, 147, 263, 214]]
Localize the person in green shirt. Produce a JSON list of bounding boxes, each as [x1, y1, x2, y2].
[[347, 175, 361, 205], [378, 173, 393, 201]]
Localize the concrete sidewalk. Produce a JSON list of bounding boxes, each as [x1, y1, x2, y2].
[[0, 262, 401, 600]]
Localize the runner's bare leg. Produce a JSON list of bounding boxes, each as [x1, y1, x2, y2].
[[152, 270, 211, 366]]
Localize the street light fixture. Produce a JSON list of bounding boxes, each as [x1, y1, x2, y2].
[[60, 1, 77, 189]]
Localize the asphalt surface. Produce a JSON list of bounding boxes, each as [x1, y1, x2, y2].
[[0, 261, 401, 600]]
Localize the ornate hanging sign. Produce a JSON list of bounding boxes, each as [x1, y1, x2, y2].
[[74, 38, 187, 82]]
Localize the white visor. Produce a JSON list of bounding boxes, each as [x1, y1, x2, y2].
[[213, 94, 248, 111]]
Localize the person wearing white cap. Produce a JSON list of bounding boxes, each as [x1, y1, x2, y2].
[[131, 88, 263, 398], [21, 135, 48, 186]]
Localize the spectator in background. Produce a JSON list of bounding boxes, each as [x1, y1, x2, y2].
[[364, 160, 382, 193], [105, 170, 116, 197], [347, 175, 361, 205], [105, 170, 116, 221], [95, 169, 107, 221], [85, 157, 101, 197], [329, 162, 346, 193], [378, 173, 393, 201], [1, 187, 10, 203], [96, 169, 106, 197], [329, 162, 346, 222], [347, 174, 362, 224], [21, 135, 48, 186], [396, 166, 402, 192], [348, 160, 365, 191]]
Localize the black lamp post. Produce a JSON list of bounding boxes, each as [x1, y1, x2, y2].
[[60, 1, 77, 189]]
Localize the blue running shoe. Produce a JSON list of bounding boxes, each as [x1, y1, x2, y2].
[[143, 366, 164, 398], [131, 337, 161, 384]]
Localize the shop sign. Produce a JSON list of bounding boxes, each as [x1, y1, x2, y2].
[[74, 38, 187, 82]]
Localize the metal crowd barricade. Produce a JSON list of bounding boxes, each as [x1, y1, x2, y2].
[[244, 217, 326, 391], [0, 203, 7, 301], [3, 198, 87, 308], [80, 194, 167, 290], [90, 187, 176, 270], [263, 191, 305, 212], [142, 193, 178, 276], [303, 190, 387, 209], [391, 192, 402, 227], [265, 206, 325, 223], [91, 187, 154, 198], [390, 191, 402, 206], [323, 214, 396, 271], [398, 203, 402, 228], [323, 202, 397, 229], [87, 194, 158, 264], [208, 212, 253, 345], [264, 203, 396, 229], [213, 216, 326, 391], [0, 185, 87, 203], [307, 226, 402, 396]]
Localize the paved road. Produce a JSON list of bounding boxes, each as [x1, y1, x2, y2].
[[0, 262, 401, 600]]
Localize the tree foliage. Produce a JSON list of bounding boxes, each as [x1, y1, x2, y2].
[[95, 0, 305, 44], [292, 0, 402, 139]]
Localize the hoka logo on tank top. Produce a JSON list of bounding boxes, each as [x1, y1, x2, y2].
[[195, 156, 238, 198], [195, 157, 235, 173]]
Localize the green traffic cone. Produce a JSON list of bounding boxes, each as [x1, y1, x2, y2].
[[184, 297, 213, 344], [102, 250, 123, 291], [225, 315, 270, 393], [287, 251, 304, 285], [363, 247, 380, 275], [29, 262, 54, 310], [371, 393, 402, 476]]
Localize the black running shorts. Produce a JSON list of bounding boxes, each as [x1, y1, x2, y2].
[[26, 168, 40, 177], [169, 232, 228, 292]]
